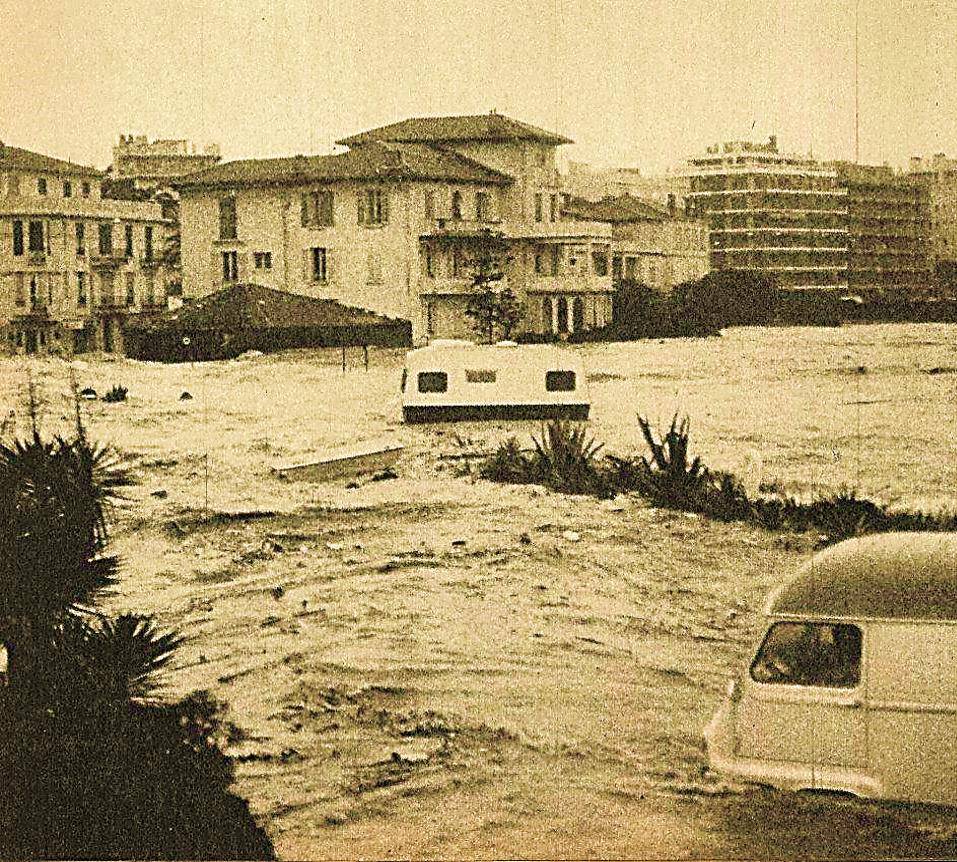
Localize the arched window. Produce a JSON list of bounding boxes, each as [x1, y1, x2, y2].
[[557, 296, 569, 334], [542, 297, 553, 334], [572, 297, 585, 332], [451, 191, 463, 221]]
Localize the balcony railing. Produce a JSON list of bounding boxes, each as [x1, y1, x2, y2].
[[90, 252, 127, 269], [139, 254, 160, 269]]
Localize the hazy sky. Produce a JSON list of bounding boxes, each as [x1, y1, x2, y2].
[[2, 0, 955, 173]]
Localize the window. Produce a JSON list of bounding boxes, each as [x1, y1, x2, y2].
[[750, 622, 862, 688], [254, 251, 273, 270], [77, 272, 87, 307], [14, 273, 25, 306], [311, 247, 327, 282], [37, 177, 47, 195], [451, 247, 465, 278], [417, 371, 448, 393], [425, 248, 435, 278], [98, 222, 113, 255], [545, 370, 576, 392], [63, 180, 72, 198], [592, 250, 609, 277], [550, 194, 558, 222], [358, 189, 388, 225], [144, 272, 155, 306], [466, 369, 496, 383], [301, 190, 334, 227], [125, 272, 136, 306], [144, 225, 153, 261], [451, 191, 463, 221], [549, 246, 560, 276], [476, 191, 491, 221], [28, 221, 45, 254], [534, 193, 544, 222], [124, 223, 134, 258], [12, 220, 23, 256], [424, 191, 435, 221], [81, 181, 91, 198], [219, 195, 237, 240], [222, 250, 239, 282], [76, 222, 85, 255]]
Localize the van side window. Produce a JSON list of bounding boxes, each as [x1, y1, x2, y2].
[[466, 369, 496, 383], [751, 622, 862, 688], [417, 371, 448, 393], [545, 370, 576, 392]]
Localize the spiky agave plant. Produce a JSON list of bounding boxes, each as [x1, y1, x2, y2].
[[0, 430, 134, 700], [530, 420, 613, 497]]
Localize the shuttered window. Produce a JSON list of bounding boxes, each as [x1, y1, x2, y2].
[[12, 220, 23, 256], [219, 196, 237, 240], [358, 189, 388, 225], [301, 190, 334, 227]]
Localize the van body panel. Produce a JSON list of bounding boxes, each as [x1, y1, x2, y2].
[[734, 680, 868, 769], [868, 710, 957, 804]]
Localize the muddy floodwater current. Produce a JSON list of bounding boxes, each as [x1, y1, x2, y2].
[[4, 323, 957, 858]]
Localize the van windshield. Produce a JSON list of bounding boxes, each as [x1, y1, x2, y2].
[[750, 622, 862, 688]]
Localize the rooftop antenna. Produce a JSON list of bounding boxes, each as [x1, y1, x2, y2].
[[854, 0, 860, 162]]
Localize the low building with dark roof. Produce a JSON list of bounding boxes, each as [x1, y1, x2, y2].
[[124, 282, 410, 361], [175, 112, 615, 341], [564, 194, 709, 290], [0, 140, 171, 356]]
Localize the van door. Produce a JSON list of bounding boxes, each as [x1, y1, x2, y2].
[[735, 621, 867, 777]]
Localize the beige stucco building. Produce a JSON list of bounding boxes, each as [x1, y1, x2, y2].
[[176, 113, 614, 341], [0, 141, 170, 355], [564, 195, 709, 290]]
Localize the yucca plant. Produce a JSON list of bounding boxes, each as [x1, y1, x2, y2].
[[479, 436, 537, 485], [102, 385, 129, 403], [529, 420, 614, 498]]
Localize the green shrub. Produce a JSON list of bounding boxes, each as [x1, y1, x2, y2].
[[479, 436, 537, 485], [530, 421, 615, 498], [103, 385, 129, 403]]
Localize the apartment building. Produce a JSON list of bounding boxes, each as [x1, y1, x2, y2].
[[564, 194, 709, 290], [831, 162, 931, 295], [112, 135, 221, 191], [176, 113, 614, 340], [685, 137, 849, 291], [906, 153, 957, 272], [0, 141, 169, 355]]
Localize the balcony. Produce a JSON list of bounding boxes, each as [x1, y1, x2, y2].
[[423, 217, 505, 241], [90, 251, 127, 270], [506, 219, 613, 241], [420, 276, 511, 296], [527, 273, 613, 295], [139, 254, 160, 270]]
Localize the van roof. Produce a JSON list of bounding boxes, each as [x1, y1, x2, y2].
[[768, 532, 957, 622]]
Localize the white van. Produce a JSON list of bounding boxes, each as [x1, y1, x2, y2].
[[401, 340, 590, 423], [705, 531, 957, 805]]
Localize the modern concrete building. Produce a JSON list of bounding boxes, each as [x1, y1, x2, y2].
[[831, 162, 931, 295], [906, 154, 957, 273], [111, 135, 221, 190], [563, 194, 709, 290], [0, 140, 170, 355], [685, 137, 849, 292], [176, 113, 614, 340]]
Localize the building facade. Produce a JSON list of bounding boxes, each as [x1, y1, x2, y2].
[[906, 154, 957, 273], [0, 141, 169, 355], [562, 161, 691, 212], [564, 195, 709, 290], [112, 135, 221, 190], [685, 137, 849, 291], [831, 162, 931, 295], [177, 113, 614, 341]]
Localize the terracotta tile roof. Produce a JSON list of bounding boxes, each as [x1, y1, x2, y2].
[[126, 283, 405, 332], [175, 141, 513, 190], [0, 143, 102, 177], [337, 113, 573, 147], [563, 193, 671, 222]]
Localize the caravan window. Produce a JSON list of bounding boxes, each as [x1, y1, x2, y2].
[[751, 622, 862, 688], [418, 372, 448, 393], [466, 369, 496, 383], [545, 370, 576, 392]]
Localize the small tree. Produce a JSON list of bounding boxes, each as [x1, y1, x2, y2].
[[464, 244, 523, 343]]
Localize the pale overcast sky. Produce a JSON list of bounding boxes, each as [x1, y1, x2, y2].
[[1, 0, 955, 173]]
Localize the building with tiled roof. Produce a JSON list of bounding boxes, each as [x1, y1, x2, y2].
[[1, 139, 171, 356], [563, 194, 710, 290], [177, 112, 617, 340]]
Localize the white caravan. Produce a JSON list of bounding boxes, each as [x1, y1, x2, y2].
[[401, 340, 590, 423], [706, 531, 957, 805]]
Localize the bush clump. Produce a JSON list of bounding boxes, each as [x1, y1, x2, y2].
[[102, 385, 129, 403]]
